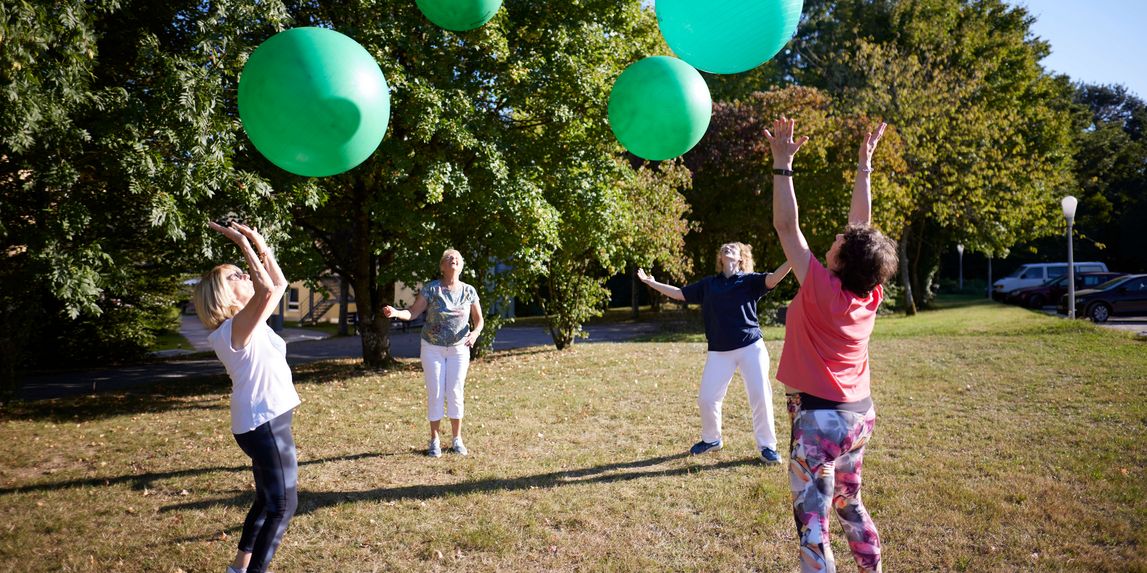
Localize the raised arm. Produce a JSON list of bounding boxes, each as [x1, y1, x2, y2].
[[765, 117, 812, 284], [209, 221, 287, 349], [383, 294, 428, 321], [849, 122, 886, 226], [764, 260, 792, 290], [636, 268, 685, 302]]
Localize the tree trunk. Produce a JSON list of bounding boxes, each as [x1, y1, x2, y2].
[[337, 274, 350, 336], [630, 265, 639, 319], [354, 276, 395, 368], [899, 228, 917, 316]]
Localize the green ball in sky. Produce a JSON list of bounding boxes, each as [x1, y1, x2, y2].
[[238, 27, 391, 177], [608, 56, 712, 161], [416, 0, 503, 32], [656, 0, 804, 74]]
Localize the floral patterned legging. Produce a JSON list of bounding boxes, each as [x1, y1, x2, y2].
[[787, 394, 882, 573]]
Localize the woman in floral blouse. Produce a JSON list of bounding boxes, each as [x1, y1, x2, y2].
[[384, 249, 484, 457]]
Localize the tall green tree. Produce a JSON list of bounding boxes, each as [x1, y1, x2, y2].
[[269, 1, 688, 361], [1067, 84, 1147, 273], [682, 86, 907, 296], [0, 1, 293, 394], [778, 0, 1076, 311]]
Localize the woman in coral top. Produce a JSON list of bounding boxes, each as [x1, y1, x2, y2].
[[766, 117, 898, 573]]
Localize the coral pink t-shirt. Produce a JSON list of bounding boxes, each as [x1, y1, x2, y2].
[[776, 252, 883, 402]]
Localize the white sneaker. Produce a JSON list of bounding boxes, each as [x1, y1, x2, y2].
[[428, 437, 442, 458], [452, 437, 469, 456]]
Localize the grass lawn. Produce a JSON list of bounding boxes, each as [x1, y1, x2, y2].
[[1, 297, 1145, 572]]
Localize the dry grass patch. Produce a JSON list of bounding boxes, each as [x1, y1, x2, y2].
[[1, 298, 1145, 572]]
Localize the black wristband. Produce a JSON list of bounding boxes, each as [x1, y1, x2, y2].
[[773, 168, 794, 177]]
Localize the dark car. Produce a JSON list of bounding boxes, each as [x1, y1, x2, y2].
[[1008, 272, 1124, 308], [1058, 274, 1147, 322]]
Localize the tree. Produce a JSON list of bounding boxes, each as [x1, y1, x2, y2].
[[779, 0, 1076, 311], [0, 1, 293, 395], [250, 1, 689, 362], [682, 86, 907, 303], [1068, 84, 1147, 272]]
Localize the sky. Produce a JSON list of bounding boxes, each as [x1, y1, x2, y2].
[[1016, 0, 1147, 99]]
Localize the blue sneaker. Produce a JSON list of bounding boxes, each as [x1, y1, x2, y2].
[[759, 447, 782, 465], [689, 439, 723, 455], [428, 437, 442, 458]]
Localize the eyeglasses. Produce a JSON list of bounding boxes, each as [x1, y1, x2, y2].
[[226, 270, 250, 281]]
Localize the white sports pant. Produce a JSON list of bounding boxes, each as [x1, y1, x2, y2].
[[421, 340, 470, 421], [698, 338, 777, 449]]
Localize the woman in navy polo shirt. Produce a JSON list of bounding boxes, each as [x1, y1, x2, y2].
[[638, 243, 790, 463]]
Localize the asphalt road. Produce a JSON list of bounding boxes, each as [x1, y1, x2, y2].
[[18, 321, 661, 401]]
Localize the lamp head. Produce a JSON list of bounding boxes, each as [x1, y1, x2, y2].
[[1061, 195, 1078, 221], [957, 244, 964, 255]]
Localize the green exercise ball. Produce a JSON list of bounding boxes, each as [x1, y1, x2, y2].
[[416, 0, 503, 31], [608, 56, 712, 161], [656, 0, 803, 74], [238, 27, 390, 177]]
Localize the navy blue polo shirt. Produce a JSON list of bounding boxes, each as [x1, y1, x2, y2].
[[680, 272, 773, 352]]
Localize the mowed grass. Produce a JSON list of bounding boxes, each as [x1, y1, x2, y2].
[[1, 298, 1145, 572]]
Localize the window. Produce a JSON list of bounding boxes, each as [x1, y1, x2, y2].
[[1021, 267, 1044, 280], [1124, 278, 1147, 292], [1078, 264, 1104, 273], [1047, 265, 1067, 278], [288, 288, 300, 311], [1083, 276, 1105, 287]]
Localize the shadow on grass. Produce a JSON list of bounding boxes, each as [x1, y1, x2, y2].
[[2, 361, 382, 423], [0, 451, 395, 497], [157, 452, 759, 516]]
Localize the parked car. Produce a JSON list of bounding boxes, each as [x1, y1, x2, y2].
[[1007, 272, 1125, 308], [1058, 274, 1147, 322], [993, 261, 1108, 300]]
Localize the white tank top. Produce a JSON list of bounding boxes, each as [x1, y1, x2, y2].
[[208, 318, 301, 434]]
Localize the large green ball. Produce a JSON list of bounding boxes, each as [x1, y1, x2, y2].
[[656, 0, 803, 74], [238, 27, 390, 177], [416, 0, 503, 32], [608, 56, 712, 161]]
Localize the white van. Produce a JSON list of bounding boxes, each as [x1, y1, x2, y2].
[[992, 262, 1108, 300]]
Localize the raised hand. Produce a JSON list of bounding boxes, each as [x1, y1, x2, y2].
[[208, 221, 250, 247], [859, 122, 887, 168], [231, 222, 269, 253], [763, 117, 810, 166], [636, 268, 654, 284]]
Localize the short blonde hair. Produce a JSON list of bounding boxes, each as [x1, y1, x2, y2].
[[715, 242, 754, 273], [193, 264, 243, 330]]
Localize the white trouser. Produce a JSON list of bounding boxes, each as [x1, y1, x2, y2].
[[698, 338, 777, 449], [421, 340, 470, 421]]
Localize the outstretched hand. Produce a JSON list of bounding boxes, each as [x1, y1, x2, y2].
[[636, 268, 654, 284], [231, 221, 269, 253], [763, 117, 809, 165], [208, 221, 250, 247], [859, 122, 887, 167]]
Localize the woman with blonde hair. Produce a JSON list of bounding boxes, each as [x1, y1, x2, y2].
[[193, 221, 299, 573], [384, 248, 484, 458], [638, 242, 791, 463]]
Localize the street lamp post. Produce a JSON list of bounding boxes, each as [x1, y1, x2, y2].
[[1062, 196, 1079, 318], [957, 244, 964, 290]]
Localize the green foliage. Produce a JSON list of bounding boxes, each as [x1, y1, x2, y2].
[[0, 1, 296, 391], [683, 86, 906, 286], [776, 0, 1076, 310], [1069, 84, 1147, 272], [269, 1, 689, 359]]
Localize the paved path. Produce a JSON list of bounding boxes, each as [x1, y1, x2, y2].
[[18, 319, 661, 401]]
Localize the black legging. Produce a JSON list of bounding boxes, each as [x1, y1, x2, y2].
[[233, 410, 298, 573]]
